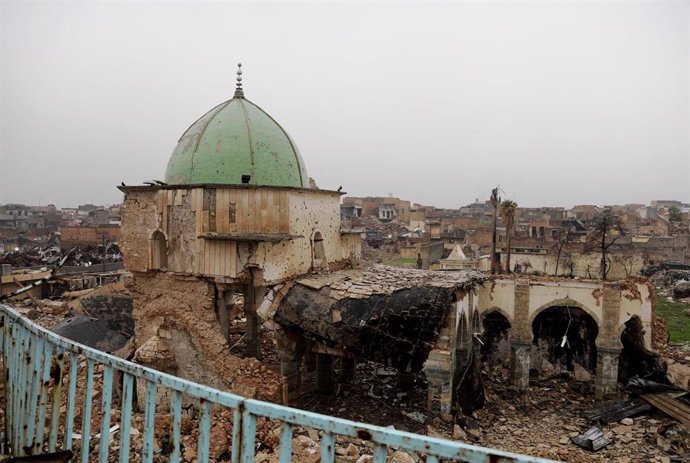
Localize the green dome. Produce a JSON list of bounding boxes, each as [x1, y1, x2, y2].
[[165, 93, 309, 187]]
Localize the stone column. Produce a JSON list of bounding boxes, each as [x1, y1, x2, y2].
[[510, 341, 531, 390], [510, 281, 531, 389], [315, 353, 334, 393], [423, 349, 453, 415], [596, 347, 621, 399], [277, 331, 305, 405], [595, 284, 623, 399]]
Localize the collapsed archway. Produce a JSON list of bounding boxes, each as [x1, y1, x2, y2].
[[531, 306, 598, 374], [481, 311, 511, 365], [619, 316, 665, 382]]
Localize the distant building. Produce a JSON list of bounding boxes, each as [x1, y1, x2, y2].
[[651, 200, 682, 209]]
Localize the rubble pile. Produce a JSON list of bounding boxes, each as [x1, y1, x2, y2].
[[474, 367, 689, 463], [647, 269, 690, 301], [0, 242, 123, 267], [3, 295, 688, 462], [360, 242, 398, 265], [352, 216, 412, 237]]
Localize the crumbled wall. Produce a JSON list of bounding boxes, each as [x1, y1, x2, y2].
[[127, 272, 285, 403], [121, 190, 160, 272], [619, 282, 653, 347], [506, 252, 644, 280], [167, 192, 197, 273]]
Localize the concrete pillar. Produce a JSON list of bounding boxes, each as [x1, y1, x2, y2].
[[510, 340, 531, 390], [277, 331, 305, 405], [341, 357, 356, 382], [595, 347, 621, 399], [423, 349, 453, 415], [316, 353, 334, 393]]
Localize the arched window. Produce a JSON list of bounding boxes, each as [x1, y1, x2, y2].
[[151, 230, 168, 270], [312, 231, 326, 270]]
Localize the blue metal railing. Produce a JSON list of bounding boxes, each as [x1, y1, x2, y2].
[[0, 302, 558, 462]]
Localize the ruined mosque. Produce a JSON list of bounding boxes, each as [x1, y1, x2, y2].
[[118, 65, 655, 416]]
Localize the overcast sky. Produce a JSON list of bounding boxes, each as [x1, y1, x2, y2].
[[1, 1, 688, 209]]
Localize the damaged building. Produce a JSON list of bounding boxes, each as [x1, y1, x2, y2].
[[117, 67, 657, 422], [118, 66, 361, 403], [269, 267, 655, 417]]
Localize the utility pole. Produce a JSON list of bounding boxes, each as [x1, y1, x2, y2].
[[490, 187, 501, 274]]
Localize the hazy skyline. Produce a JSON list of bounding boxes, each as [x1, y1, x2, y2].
[[1, 1, 689, 209]]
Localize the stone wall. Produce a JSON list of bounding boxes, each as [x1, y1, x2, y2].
[[119, 186, 361, 284], [120, 189, 159, 272]]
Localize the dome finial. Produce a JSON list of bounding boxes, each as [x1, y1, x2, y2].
[[234, 63, 244, 98]]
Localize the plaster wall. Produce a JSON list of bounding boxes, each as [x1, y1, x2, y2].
[[477, 280, 515, 321], [507, 252, 644, 280], [253, 190, 360, 282]]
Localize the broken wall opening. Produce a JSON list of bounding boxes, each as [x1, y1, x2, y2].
[[531, 306, 598, 375], [480, 311, 511, 365], [312, 231, 326, 270], [619, 315, 665, 382]]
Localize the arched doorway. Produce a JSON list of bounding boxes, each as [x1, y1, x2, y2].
[[531, 306, 598, 374], [312, 231, 326, 270], [151, 230, 167, 270], [481, 311, 511, 364]]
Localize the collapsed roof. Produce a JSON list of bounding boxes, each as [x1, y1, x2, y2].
[[272, 265, 486, 371]]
